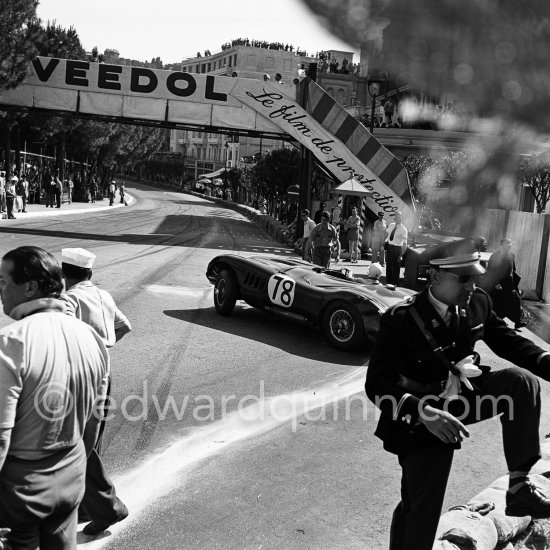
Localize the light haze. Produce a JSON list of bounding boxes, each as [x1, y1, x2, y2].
[[36, 0, 359, 64]]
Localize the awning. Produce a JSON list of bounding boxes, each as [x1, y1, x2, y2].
[[330, 176, 373, 197], [201, 167, 228, 178]]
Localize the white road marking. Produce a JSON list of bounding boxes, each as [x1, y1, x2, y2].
[[144, 285, 212, 297], [78, 367, 367, 548]]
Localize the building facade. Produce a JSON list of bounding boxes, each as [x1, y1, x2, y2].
[[167, 45, 359, 178]]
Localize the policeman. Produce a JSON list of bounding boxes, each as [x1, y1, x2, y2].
[[366, 252, 550, 550], [60, 248, 131, 536]]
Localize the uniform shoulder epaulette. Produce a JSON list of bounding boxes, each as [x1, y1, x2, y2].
[[473, 287, 489, 298], [388, 295, 416, 316]]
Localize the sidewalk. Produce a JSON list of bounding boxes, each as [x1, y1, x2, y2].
[[0, 194, 134, 221]]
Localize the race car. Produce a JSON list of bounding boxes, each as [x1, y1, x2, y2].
[[206, 254, 415, 351]]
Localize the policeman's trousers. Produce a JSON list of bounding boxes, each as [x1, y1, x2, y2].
[[389, 366, 541, 550]]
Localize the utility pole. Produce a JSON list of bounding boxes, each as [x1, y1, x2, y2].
[[296, 63, 317, 239]]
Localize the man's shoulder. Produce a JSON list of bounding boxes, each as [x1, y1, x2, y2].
[[384, 294, 417, 319]]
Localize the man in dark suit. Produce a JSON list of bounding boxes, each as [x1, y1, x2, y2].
[[366, 252, 550, 550], [483, 238, 525, 329]]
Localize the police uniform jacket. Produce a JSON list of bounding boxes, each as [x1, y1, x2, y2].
[[365, 286, 550, 455]]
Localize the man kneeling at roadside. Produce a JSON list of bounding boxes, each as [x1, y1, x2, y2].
[[366, 252, 550, 550]]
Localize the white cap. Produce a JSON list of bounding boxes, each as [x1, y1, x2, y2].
[[10, 176, 18, 182], [62, 248, 96, 269]]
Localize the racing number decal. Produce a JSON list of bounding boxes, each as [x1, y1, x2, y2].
[[268, 274, 296, 308]]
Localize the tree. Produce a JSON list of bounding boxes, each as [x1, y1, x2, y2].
[[518, 155, 550, 213], [0, 0, 39, 91], [402, 155, 435, 204], [252, 148, 301, 200], [0, 0, 40, 177]]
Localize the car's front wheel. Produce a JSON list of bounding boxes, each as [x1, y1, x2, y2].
[[322, 301, 365, 351], [214, 269, 238, 315]]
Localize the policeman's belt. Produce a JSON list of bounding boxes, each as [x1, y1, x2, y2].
[[398, 374, 447, 395]]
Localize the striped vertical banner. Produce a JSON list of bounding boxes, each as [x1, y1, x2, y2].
[[304, 79, 413, 205], [357, 197, 368, 257], [335, 194, 343, 240]]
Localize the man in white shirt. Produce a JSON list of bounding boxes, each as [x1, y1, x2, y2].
[[59, 248, 131, 536], [109, 181, 116, 206], [385, 211, 408, 285], [300, 209, 316, 261], [0, 246, 109, 549]]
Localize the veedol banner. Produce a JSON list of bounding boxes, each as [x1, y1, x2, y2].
[[0, 57, 413, 222]]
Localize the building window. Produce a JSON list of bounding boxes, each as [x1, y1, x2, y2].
[[201, 65, 206, 73], [207, 63, 211, 72], [246, 54, 256, 67], [234, 54, 237, 66], [228, 57, 232, 67], [265, 57, 274, 68]]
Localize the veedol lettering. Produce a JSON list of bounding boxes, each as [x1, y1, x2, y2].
[[131, 68, 158, 94], [32, 57, 228, 102]]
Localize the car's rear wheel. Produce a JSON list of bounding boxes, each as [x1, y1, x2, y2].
[[214, 269, 238, 315], [322, 301, 365, 351]]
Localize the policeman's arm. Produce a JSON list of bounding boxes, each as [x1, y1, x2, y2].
[[483, 302, 550, 380], [418, 405, 469, 444]]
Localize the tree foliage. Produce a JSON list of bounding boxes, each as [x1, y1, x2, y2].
[[518, 155, 550, 213], [251, 148, 301, 199], [34, 21, 86, 60], [0, 0, 39, 91]]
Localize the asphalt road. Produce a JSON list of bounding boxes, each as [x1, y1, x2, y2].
[[1, 182, 550, 550]]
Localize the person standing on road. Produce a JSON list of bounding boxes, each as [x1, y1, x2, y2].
[[483, 238, 526, 330], [371, 212, 387, 266], [0, 171, 6, 215], [59, 247, 131, 536], [54, 173, 63, 208], [366, 252, 550, 550], [46, 176, 56, 208], [108, 180, 116, 206], [301, 209, 316, 262], [313, 202, 329, 224], [18, 174, 28, 213], [5, 176, 17, 220], [0, 246, 109, 549], [309, 211, 340, 267], [119, 182, 127, 205], [344, 207, 361, 263], [385, 211, 408, 286]]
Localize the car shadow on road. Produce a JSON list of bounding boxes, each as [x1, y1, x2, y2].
[[164, 306, 370, 367]]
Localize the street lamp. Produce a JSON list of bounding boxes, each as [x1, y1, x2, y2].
[[367, 73, 387, 134], [224, 141, 229, 189]]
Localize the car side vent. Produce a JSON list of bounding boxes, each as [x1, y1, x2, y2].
[[243, 272, 267, 290]]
